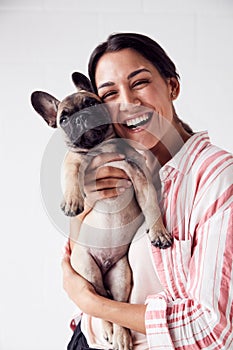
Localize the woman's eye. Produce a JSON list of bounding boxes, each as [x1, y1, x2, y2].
[[101, 91, 117, 101], [132, 79, 150, 88]]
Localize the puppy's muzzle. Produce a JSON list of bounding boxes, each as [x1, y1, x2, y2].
[[62, 105, 112, 149]]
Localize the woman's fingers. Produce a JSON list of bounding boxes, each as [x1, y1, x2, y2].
[[84, 185, 129, 209], [61, 252, 75, 285], [96, 166, 129, 180], [84, 176, 132, 209], [61, 249, 96, 308], [63, 240, 71, 256], [84, 166, 129, 194], [87, 153, 125, 170], [62, 250, 81, 296], [86, 177, 131, 192], [85, 166, 128, 184], [82, 153, 131, 207]]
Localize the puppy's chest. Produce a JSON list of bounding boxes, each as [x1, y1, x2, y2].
[[77, 189, 144, 256]]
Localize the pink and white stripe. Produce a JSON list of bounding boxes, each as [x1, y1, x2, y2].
[[145, 132, 233, 349]]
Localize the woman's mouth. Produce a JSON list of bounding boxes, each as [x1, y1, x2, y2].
[[123, 112, 153, 130]]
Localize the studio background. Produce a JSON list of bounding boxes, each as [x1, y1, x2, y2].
[[1, 1, 233, 349]]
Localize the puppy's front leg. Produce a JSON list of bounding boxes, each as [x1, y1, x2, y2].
[[61, 151, 84, 216], [107, 159, 173, 249], [132, 170, 173, 249], [104, 256, 133, 350]]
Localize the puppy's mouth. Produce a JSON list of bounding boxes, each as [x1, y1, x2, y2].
[[122, 112, 153, 129], [73, 124, 110, 149]]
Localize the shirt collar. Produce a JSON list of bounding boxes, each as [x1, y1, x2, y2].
[[159, 131, 211, 181]]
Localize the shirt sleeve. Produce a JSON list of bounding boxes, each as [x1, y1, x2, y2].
[[145, 202, 233, 349]]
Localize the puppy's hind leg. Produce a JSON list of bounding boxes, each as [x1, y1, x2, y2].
[[70, 244, 109, 297], [104, 256, 133, 350]]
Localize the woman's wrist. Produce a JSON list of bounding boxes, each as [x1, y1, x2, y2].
[[74, 285, 99, 315], [80, 291, 147, 335]]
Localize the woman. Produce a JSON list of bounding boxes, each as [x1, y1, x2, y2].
[[62, 33, 233, 349]]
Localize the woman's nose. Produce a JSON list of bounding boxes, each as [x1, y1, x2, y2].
[[119, 90, 141, 111], [119, 99, 141, 112]]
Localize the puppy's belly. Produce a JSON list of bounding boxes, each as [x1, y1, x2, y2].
[[88, 246, 129, 274], [78, 188, 144, 249]]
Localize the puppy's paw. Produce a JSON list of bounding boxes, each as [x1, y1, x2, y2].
[[60, 187, 84, 216], [60, 199, 83, 216], [147, 217, 173, 249], [112, 325, 132, 350], [102, 321, 113, 345]]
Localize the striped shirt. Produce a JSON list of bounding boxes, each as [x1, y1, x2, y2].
[[145, 131, 233, 349]]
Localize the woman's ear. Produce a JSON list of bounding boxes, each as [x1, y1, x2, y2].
[[168, 77, 180, 100]]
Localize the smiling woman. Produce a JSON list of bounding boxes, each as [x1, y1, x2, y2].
[[91, 41, 192, 156], [62, 32, 233, 350]]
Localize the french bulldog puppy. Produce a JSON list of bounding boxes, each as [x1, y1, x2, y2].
[[31, 72, 173, 350]]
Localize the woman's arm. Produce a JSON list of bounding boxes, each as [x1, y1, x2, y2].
[[62, 250, 146, 334]]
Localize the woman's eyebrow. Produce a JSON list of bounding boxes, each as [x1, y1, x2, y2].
[[97, 68, 151, 91], [97, 81, 115, 90], [127, 68, 150, 80]]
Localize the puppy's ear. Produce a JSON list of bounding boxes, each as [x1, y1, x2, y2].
[[72, 72, 93, 93], [31, 91, 60, 128]]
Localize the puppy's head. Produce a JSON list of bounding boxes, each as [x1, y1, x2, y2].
[[31, 72, 111, 150]]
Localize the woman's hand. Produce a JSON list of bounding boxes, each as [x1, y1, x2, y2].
[[83, 153, 131, 208], [62, 243, 96, 310]]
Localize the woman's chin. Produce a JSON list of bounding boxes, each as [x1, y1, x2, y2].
[[124, 133, 159, 151]]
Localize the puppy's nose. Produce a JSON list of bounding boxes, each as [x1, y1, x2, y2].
[[75, 113, 89, 127]]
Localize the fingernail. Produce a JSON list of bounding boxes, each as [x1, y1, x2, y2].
[[118, 187, 126, 193], [118, 154, 125, 158]]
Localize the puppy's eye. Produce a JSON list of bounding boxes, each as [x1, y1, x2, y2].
[[83, 97, 99, 108], [87, 102, 95, 108], [60, 115, 68, 126]]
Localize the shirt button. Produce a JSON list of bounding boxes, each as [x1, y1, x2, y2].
[[163, 169, 170, 178]]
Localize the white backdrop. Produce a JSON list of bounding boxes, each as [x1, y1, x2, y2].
[[1, 1, 233, 349]]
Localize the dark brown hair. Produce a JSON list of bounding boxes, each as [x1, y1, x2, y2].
[[88, 32, 180, 92]]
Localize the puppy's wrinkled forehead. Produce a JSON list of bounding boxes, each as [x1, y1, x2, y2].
[[57, 91, 101, 116]]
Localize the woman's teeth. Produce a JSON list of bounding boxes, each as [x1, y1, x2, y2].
[[125, 113, 151, 129]]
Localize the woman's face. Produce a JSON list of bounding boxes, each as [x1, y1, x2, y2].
[[95, 48, 180, 150]]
